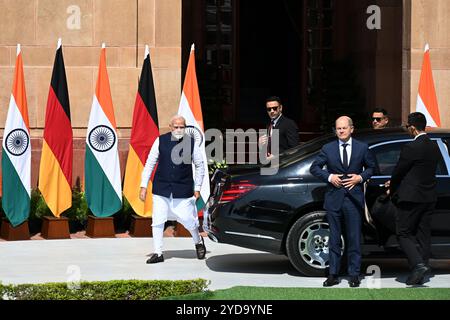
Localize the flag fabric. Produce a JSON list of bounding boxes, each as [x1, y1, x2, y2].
[[1, 44, 31, 227], [85, 44, 122, 217], [178, 44, 210, 213], [38, 39, 73, 217], [123, 45, 159, 217], [416, 44, 441, 127]]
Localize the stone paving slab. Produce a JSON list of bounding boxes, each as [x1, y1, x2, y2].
[[0, 237, 449, 290]]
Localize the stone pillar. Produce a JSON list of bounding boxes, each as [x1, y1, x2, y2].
[[403, 0, 450, 126]]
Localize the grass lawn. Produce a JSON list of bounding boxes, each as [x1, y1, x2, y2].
[[163, 286, 450, 300]]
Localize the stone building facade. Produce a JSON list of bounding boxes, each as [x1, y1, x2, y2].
[[0, 0, 449, 193], [0, 0, 182, 191]]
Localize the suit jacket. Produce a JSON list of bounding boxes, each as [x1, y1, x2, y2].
[[267, 114, 299, 154], [310, 138, 376, 212], [390, 134, 440, 204]]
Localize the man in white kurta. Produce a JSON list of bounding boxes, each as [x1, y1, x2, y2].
[[140, 115, 206, 263]]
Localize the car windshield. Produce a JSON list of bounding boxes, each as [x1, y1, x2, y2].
[[263, 133, 336, 167]]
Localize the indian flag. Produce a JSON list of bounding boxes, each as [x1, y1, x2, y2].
[[85, 44, 122, 217], [123, 45, 159, 217], [416, 44, 441, 127], [178, 44, 210, 212], [1, 44, 31, 227]]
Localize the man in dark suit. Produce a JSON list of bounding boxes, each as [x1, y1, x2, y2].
[[259, 96, 299, 156], [389, 112, 440, 285], [310, 116, 376, 287]]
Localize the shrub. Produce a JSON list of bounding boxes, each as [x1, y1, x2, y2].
[[2, 188, 139, 233], [0, 279, 209, 300], [208, 159, 228, 175]]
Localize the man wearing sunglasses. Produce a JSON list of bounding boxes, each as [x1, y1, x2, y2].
[[259, 96, 299, 156], [140, 115, 206, 264], [371, 108, 389, 130]]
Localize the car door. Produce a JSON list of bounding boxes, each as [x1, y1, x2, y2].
[[366, 138, 450, 257]]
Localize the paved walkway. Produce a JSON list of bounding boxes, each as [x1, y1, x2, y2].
[[0, 237, 449, 290]]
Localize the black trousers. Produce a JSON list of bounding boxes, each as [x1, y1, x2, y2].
[[394, 201, 435, 269]]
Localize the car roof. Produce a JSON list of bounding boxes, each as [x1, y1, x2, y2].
[[353, 127, 450, 145], [278, 127, 450, 165]]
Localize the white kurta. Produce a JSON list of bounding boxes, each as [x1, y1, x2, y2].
[[151, 194, 199, 230], [141, 135, 205, 230]]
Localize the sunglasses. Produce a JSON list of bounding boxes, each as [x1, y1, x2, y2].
[[372, 117, 384, 122], [172, 126, 185, 129], [266, 106, 280, 112]]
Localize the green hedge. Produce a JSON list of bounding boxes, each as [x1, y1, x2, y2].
[[0, 279, 209, 300]]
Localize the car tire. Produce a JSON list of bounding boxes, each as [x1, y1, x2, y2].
[[286, 211, 345, 277]]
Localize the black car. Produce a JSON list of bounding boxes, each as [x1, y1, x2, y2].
[[205, 128, 450, 276]]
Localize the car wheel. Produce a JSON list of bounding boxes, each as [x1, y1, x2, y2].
[[286, 211, 345, 277]]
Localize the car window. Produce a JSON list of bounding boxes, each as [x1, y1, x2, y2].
[[371, 142, 408, 176], [274, 134, 336, 167], [372, 141, 448, 176], [371, 140, 448, 176], [443, 138, 450, 157]]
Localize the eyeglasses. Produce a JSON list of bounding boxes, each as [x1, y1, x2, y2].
[[266, 106, 280, 112], [372, 117, 384, 122], [172, 126, 185, 129]]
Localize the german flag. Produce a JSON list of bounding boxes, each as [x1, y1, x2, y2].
[[38, 39, 73, 217], [123, 45, 159, 217]]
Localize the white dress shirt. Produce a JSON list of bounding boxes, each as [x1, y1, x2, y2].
[[269, 114, 282, 136], [414, 132, 427, 140], [338, 137, 352, 166], [140, 135, 205, 192], [328, 137, 362, 183]]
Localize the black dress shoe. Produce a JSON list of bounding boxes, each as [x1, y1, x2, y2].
[[349, 276, 361, 288], [323, 275, 339, 287], [406, 263, 429, 285], [146, 253, 164, 264], [195, 237, 206, 259]]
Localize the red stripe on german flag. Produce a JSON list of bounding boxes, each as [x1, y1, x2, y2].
[[38, 43, 73, 217], [123, 47, 159, 217]]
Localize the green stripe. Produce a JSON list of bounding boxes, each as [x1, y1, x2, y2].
[[85, 145, 122, 217], [196, 196, 206, 212], [1, 148, 30, 227]]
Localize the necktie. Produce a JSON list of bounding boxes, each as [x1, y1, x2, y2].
[[342, 143, 349, 170], [267, 120, 275, 155]]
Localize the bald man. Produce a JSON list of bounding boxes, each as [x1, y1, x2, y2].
[[140, 115, 206, 264], [310, 116, 376, 287]]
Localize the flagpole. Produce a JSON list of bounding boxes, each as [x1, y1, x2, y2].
[[144, 44, 149, 59], [16, 43, 21, 55], [57, 38, 62, 50]]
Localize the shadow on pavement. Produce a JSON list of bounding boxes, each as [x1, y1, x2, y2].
[[205, 253, 302, 276], [146, 249, 212, 260]]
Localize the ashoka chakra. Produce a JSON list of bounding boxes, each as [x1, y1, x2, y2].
[[5, 129, 29, 156], [185, 125, 204, 147], [88, 125, 116, 152]]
